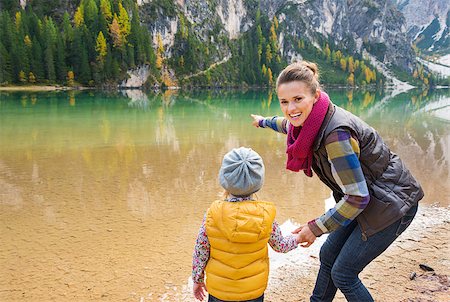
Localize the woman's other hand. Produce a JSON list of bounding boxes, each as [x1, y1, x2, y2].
[[250, 114, 264, 127], [193, 282, 207, 301], [292, 224, 317, 247]]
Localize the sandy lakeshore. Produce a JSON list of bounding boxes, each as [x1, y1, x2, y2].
[[181, 205, 449, 302], [266, 205, 450, 302]]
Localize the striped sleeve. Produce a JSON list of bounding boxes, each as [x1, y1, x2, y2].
[[308, 130, 370, 237], [259, 116, 289, 134]]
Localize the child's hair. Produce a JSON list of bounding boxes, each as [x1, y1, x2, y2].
[[276, 61, 321, 94], [218, 147, 265, 197]]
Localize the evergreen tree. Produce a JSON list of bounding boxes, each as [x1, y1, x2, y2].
[[43, 17, 57, 81], [1, 0, 19, 12], [31, 36, 45, 80], [62, 12, 73, 45], [78, 46, 92, 84], [55, 32, 67, 81], [83, 0, 99, 30], [117, 2, 131, 43], [0, 41, 12, 83]]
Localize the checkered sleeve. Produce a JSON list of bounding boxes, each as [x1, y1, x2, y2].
[[308, 130, 370, 237], [259, 116, 289, 134]]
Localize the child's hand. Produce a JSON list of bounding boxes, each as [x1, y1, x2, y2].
[[250, 114, 264, 127], [193, 282, 207, 301], [292, 224, 316, 247]]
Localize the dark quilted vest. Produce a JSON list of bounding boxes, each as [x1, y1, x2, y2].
[[312, 104, 424, 238]]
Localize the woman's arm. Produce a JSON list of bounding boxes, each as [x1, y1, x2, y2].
[[308, 130, 370, 237], [268, 220, 298, 252], [251, 114, 289, 134], [192, 214, 210, 283]]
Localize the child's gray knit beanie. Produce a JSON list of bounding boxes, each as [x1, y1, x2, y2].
[[219, 147, 265, 197]]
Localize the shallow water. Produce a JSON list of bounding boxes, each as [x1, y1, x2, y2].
[[0, 88, 449, 301]]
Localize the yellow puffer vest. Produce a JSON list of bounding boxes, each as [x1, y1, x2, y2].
[[205, 200, 276, 301]]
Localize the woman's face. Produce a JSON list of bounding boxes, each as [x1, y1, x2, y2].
[[277, 81, 320, 127]]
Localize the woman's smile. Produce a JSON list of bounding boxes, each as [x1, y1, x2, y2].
[[277, 81, 319, 127]]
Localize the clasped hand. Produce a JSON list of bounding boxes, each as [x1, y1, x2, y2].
[[292, 224, 317, 247]]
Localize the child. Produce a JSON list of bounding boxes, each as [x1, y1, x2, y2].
[[192, 147, 299, 302]]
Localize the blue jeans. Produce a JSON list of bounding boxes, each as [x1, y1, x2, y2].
[[311, 204, 418, 302], [208, 294, 264, 302]]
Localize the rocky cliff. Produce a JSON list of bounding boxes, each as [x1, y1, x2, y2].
[[393, 0, 450, 55], [12, 0, 442, 87], [139, 0, 418, 74]]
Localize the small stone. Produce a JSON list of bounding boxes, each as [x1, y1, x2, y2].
[[410, 272, 416, 280], [419, 264, 434, 271]]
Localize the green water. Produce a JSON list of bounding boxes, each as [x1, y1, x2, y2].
[[0, 88, 449, 301]]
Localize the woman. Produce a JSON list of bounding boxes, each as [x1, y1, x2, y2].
[[251, 61, 424, 302]]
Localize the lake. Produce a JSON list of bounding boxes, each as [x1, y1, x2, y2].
[[0, 88, 449, 301]]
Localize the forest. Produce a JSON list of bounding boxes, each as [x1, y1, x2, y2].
[[0, 0, 443, 88]]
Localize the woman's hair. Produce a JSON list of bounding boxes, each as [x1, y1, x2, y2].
[[276, 61, 321, 94]]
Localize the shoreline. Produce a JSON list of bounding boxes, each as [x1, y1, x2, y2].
[[180, 204, 450, 301], [266, 204, 450, 301], [1, 84, 448, 93], [0, 85, 90, 92]]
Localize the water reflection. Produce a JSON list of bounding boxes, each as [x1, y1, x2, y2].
[[0, 88, 449, 301]]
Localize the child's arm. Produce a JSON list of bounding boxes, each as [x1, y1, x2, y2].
[[251, 114, 289, 134], [192, 214, 210, 300], [268, 220, 299, 253]]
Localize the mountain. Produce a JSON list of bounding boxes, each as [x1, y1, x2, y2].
[[138, 0, 418, 85], [393, 0, 450, 55], [2, 0, 445, 88]]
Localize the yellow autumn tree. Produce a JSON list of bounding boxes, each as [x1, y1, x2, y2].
[[179, 56, 184, 67], [24, 35, 32, 47], [28, 72, 36, 83], [347, 73, 355, 86], [100, 0, 112, 21], [269, 22, 277, 52], [19, 71, 27, 83], [15, 11, 21, 29], [74, 5, 84, 27], [324, 44, 331, 60], [118, 2, 131, 43], [364, 67, 375, 83], [67, 71, 75, 86], [266, 44, 272, 63], [95, 31, 107, 62], [347, 56, 355, 73], [267, 67, 273, 86], [109, 16, 122, 47], [156, 33, 164, 69], [340, 58, 347, 71], [262, 64, 267, 76]]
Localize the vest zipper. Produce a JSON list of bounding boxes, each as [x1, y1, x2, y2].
[[361, 232, 368, 241], [357, 217, 368, 241]]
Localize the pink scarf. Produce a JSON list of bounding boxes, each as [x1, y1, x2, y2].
[[286, 91, 330, 177]]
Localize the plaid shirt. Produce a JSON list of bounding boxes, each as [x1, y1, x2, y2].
[[260, 116, 370, 236]]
